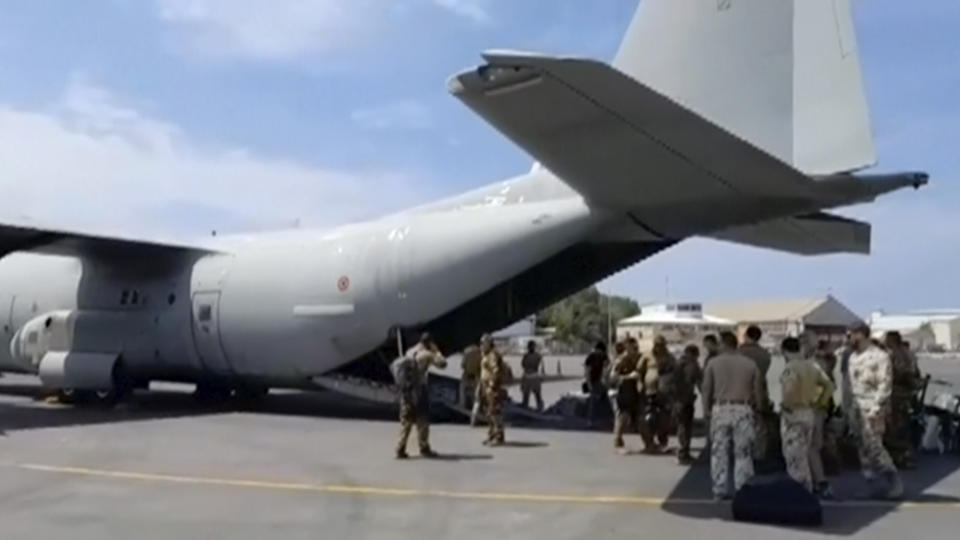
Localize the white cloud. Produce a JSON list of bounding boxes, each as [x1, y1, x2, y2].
[[433, 0, 491, 24], [155, 0, 494, 61], [156, 0, 383, 61], [351, 100, 433, 130], [0, 79, 423, 240]]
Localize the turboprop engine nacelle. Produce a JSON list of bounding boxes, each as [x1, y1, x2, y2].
[[9, 310, 153, 390]]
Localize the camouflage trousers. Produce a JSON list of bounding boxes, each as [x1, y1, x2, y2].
[[781, 408, 815, 491], [484, 389, 505, 444], [848, 404, 897, 478], [397, 398, 430, 454], [884, 394, 915, 467], [710, 404, 755, 497]]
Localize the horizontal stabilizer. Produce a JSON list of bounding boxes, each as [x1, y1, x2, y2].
[[0, 221, 217, 260], [449, 52, 819, 213], [709, 212, 871, 256]]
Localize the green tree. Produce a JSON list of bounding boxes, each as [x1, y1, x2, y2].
[[537, 287, 640, 347]]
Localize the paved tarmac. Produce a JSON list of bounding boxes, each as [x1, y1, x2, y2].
[[2, 373, 960, 539]]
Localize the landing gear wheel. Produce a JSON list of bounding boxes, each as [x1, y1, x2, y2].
[[234, 383, 269, 403], [56, 388, 81, 405], [194, 381, 232, 403]]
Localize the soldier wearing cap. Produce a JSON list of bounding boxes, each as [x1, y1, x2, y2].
[[392, 332, 447, 459], [846, 323, 903, 499]]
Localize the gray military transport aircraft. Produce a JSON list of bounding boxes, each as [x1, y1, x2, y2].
[[0, 0, 928, 404]]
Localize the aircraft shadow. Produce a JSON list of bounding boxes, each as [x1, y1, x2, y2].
[[0, 377, 397, 433], [661, 445, 960, 535]]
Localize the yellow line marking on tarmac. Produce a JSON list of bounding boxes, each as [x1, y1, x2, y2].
[[10, 463, 960, 509]]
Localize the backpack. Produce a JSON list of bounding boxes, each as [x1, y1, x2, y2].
[[391, 357, 420, 400]]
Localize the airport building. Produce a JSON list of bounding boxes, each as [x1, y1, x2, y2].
[[869, 309, 960, 351], [704, 296, 863, 347], [616, 303, 735, 351]]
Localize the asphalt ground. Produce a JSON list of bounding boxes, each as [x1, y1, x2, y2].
[[2, 365, 960, 540]]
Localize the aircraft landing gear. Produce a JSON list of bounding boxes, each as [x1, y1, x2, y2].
[[193, 381, 233, 403], [234, 383, 269, 403]]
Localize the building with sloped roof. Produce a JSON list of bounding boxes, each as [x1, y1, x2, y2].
[[616, 302, 735, 351], [705, 295, 862, 347]]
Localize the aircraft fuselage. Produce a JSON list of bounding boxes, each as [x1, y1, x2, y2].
[[0, 186, 598, 389]]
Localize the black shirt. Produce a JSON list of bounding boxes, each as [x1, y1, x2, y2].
[[584, 351, 607, 384]]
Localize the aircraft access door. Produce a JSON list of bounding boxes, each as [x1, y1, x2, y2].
[[191, 291, 233, 374]]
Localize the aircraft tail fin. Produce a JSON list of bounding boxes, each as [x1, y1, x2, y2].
[[613, 0, 875, 175]]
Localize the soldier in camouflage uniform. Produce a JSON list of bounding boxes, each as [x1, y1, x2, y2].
[[480, 334, 510, 446], [883, 331, 921, 469], [674, 344, 703, 465], [392, 333, 447, 459], [611, 338, 657, 453], [847, 324, 903, 499], [779, 337, 835, 492], [702, 331, 764, 500]]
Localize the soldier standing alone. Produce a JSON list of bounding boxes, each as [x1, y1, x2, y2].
[[883, 331, 921, 469], [847, 324, 903, 499], [702, 331, 764, 500], [392, 333, 447, 459], [480, 334, 511, 446], [520, 340, 545, 411]]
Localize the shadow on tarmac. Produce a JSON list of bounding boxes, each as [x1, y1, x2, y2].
[[0, 377, 397, 433], [661, 450, 960, 535]]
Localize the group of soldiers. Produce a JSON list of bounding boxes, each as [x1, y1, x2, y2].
[[392, 332, 512, 459], [390, 322, 924, 502], [596, 322, 922, 501]]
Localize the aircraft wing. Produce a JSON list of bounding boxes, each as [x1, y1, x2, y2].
[[0, 221, 217, 260], [708, 212, 871, 256], [449, 51, 820, 210]]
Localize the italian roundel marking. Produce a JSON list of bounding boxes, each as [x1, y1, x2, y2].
[[337, 276, 350, 292]]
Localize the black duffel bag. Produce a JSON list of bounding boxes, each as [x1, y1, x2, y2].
[[732, 476, 822, 527]]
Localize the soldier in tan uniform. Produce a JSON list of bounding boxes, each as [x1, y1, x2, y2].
[[778, 337, 834, 493], [392, 333, 447, 459], [847, 324, 903, 499], [739, 325, 773, 461], [480, 334, 511, 446]]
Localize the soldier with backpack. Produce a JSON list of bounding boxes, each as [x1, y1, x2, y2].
[[392, 333, 447, 459]]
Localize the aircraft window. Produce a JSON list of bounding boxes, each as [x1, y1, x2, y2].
[[131, 291, 140, 305], [198, 304, 213, 321], [120, 290, 129, 305], [168, 294, 176, 306], [27, 331, 38, 344]]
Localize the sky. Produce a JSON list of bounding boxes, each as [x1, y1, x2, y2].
[[0, 0, 956, 316]]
